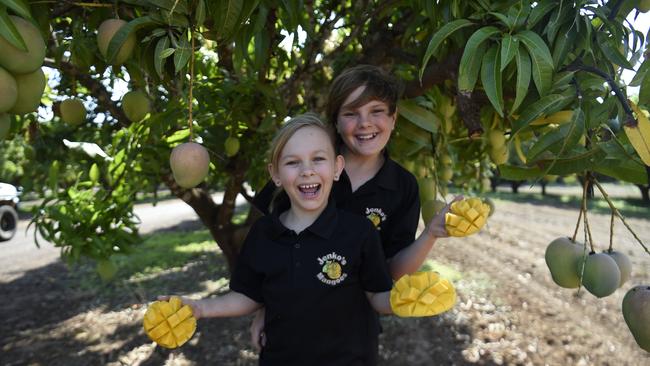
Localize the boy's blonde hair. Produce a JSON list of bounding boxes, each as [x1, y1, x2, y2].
[[268, 113, 336, 170]]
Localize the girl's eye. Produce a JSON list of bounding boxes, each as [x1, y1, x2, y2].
[[285, 160, 298, 166], [314, 156, 326, 162]]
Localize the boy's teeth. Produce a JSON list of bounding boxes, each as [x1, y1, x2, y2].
[[299, 184, 319, 189], [357, 133, 377, 140]]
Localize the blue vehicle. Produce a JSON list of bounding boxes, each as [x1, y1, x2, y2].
[[0, 182, 20, 241]]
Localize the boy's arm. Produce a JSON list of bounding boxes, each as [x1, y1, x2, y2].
[[388, 196, 462, 279], [182, 292, 262, 319], [365, 291, 392, 315]]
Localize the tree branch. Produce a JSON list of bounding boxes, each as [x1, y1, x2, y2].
[[456, 91, 484, 139], [44, 59, 130, 127], [403, 53, 462, 98]]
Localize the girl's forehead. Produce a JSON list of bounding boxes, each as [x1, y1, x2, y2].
[[282, 127, 333, 152]]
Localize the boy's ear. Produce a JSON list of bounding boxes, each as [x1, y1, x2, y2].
[[334, 155, 345, 180]]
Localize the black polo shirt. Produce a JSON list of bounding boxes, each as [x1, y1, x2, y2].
[[253, 155, 420, 260], [230, 201, 393, 366]]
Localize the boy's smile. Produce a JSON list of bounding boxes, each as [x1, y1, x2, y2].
[[336, 86, 396, 159]]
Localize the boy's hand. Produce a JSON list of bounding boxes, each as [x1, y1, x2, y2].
[[425, 195, 463, 238]]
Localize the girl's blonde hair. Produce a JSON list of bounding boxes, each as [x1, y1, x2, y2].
[[268, 113, 336, 170]]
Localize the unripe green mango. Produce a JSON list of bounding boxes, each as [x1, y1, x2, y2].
[[488, 129, 506, 148], [60, 98, 86, 126], [421, 199, 446, 224], [0, 113, 11, 140], [482, 197, 495, 217], [169, 142, 210, 188], [605, 250, 632, 287], [121, 90, 150, 121], [8, 68, 46, 115], [0, 16, 46, 74], [581, 252, 620, 298], [224, 136, 240, 157], [96, 259, 117, 282], [622, 285, 650, 352], [0, 67, 18, 113], [97, 19, 136, 65], [545, 237, 583, 288], [418, 177, 437, 201], [489, 145, 509, 165], [440, 166, 453, 181]]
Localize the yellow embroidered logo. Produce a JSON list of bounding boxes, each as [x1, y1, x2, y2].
[[365, 207, 386, 229], [316, 252, 347, 285]]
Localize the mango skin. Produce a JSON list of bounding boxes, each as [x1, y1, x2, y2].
[[622, 285, 650, 352], [97, 19, 136, 65], [60, 98, 86, 126], [0, 67, 18, 113], [544, 237, 583, 288], [169, 142, 210, 188], [8, 68, 46, 115], [0, 16, 46, 74], [581, 252, 620, 298], [121, 90, 150, 121], [421, 199, 446, 224], [605, 250, 632, 287]]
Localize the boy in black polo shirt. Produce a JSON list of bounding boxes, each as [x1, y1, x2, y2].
[[171, 114, 394, 365]]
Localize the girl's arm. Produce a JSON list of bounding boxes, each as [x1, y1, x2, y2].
[[176, 292, 262, 319], [365, 291, 392, 315], [388, 196, 462, 279]]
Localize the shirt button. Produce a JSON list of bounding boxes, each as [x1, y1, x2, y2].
[[294, 243, 301, 249]]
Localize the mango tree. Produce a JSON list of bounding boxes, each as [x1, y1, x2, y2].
[[0, 0, 648, 278]]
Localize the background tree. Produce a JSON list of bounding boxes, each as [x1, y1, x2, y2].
[[0, 0, 648, 274]]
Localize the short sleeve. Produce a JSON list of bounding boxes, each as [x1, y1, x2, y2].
[[229, 222, 265, 303], [383, 174, 420, 259], [359, 220, 393, 292], [251, 180, 276, 215]]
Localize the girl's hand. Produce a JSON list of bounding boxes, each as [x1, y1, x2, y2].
[[425, 195, 463, 238], [250, 308, 267, 351], [157, 295, 203, 319]]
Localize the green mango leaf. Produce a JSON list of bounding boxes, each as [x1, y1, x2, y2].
[[420, 19, 474, 81], [1, 0, 32, 20], [550, 71, 575, 93], [515, 30, 554, 96], [0, 6, 27, 51], [539, 147, 606, 176], [106, 16, 155, 64], [498, 165, 543, 180], [500, 33, 518, 71], [458, 26, 500, 93], [630, 58, 650, 87], [159, 47, 175, 58], [173, 34, 191, 73], [552, 23, 576, 68], [488, 12, 512, 29], [639, 72, 650, 107], [195, 0, 206, 26], [527, 0, 556, 29], [165, 128, 191, 144], [397, 100, 440, 133], [512, 93, 573, 133], [597, 32, 633, 70], [154, 36, 170, 78], [220, 0, 244, 39], [528, 109, 585, 161], [512, 46, 531, 113], [481, 44, 503, 116]]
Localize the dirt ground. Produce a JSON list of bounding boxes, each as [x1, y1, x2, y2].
[[1, 197, 649, 366]]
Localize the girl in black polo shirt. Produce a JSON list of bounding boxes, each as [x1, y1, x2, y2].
[[169, 114, 395, 365]]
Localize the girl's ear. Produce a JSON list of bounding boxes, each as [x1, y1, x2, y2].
[[334, 155, 345, 181], [268, 164, 281, 187]]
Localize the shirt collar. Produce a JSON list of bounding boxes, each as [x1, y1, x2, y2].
[[340, 149, 399, 191], [268, 199, 338, 240]]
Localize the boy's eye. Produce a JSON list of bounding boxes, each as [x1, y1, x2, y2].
[[372, 109, 387, 114]]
